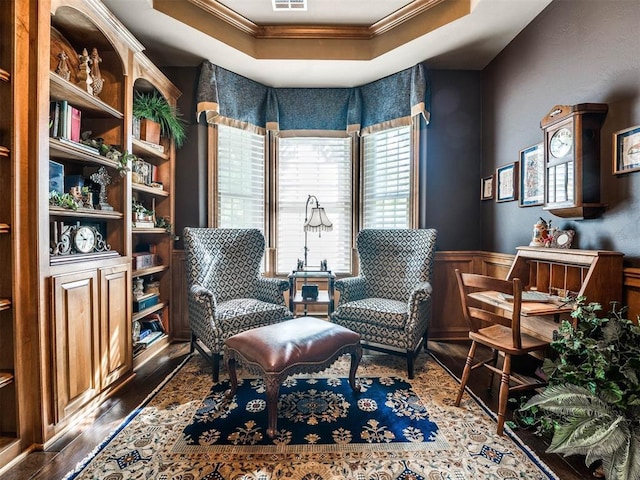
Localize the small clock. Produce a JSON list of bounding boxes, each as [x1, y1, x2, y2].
[[549, 127, 573, 158], [73, 225, 97, 253]]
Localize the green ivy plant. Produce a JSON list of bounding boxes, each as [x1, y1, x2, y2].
[[521, 299, 640, 480], [49, 191, 79, 210], [133, 91, 186, 148]]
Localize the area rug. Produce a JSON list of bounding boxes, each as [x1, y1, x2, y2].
[[64, 353, 559, 480]]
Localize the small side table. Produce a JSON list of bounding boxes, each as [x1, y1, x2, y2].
[[288, 270, 336, 317]]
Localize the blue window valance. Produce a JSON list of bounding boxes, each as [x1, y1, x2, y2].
[[196, 60, 430, 135]]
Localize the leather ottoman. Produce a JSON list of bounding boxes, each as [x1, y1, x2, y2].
[[224, 316, 362, 438]]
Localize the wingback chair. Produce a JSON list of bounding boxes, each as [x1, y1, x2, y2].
[[183, 228, 293, 382], [330, 229, 437, 378]]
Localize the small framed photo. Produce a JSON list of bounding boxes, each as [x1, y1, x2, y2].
[[481, 175, 495, 200], [496, 162, 519, 202], [613, 125, 640, 174], [519, 142, 544, 207], [49, 160, 64, 194]]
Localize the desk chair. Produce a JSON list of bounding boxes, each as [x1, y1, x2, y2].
[[454, 269, 549, 435]]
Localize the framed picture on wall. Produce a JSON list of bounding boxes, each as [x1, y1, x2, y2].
[[519, 142, 544, 207], [496, 162, 519, 202], [613, 124, 640, 174], [481, 175, 495, 200]]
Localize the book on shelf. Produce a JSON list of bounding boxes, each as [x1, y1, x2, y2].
[[56, 136, 100, 155], [140, 314, 165, 333], [137, 138, 165, 154], [133, 220, 156, 229], [134, 330, 164, 347], [49, 100, 84, 144], [70, 106, 81, 142]]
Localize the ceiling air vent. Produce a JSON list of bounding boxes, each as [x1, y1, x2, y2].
[[272, 0, 307, 11]]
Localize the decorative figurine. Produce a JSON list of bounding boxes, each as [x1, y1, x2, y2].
[[89, 48, 104, 96], [530, 217, 554, 247], [77, 48, 93, 95], [133, 277, 144, 300], [55, 51, 70, 81], [90, 166, 113, 211]]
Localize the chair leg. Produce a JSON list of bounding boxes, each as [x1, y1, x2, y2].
[[407, 353, 415, 379], [496, 353, 512, 436], [212, 352, 221, 383], [455, 341, 477, 407], [190, 333, 196, 353], [487, 348, 499, 392]]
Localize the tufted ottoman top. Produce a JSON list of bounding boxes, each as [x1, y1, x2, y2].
[[225, 316, 361, 374]]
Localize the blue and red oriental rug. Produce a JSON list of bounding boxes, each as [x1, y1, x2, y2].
[[64, 352, 559, 479]]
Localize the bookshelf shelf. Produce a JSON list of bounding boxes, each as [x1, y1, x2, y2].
[[49, 138, 119, 168], [0, 372, 14, 389], [132, 265, 169, 279], [49, 206, 124, 220], [132, 183, 169, 197], [132, 301, 167, 322], [50, 72, 123, 119], [132, 138, 170, 161], [0, 298, 11, 311], [132, 227, 169, 235], [132, 333, 170, 368], [0, 223, 9, 234]]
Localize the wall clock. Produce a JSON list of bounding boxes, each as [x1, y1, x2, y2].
[[541, 103, 608, 219]]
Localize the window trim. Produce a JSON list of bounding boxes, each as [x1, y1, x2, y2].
[[359, 117, 420, 230], [207, 118, 420, 277]]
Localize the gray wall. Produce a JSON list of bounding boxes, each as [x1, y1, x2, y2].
[[424, 69, 482, 251], [163, 67, 209, 249], [481, 0, 640, 264]]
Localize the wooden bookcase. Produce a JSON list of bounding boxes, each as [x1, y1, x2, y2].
[[0, 0, 40, 469], [129, 54, 179, 368], [27, 0, 180, 446]]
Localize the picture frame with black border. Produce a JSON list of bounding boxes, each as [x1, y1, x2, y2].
[[519, 142, 544, 207], [613, 124, 640, 175], [481, 175, 495, 200], [496, 161, 519, 202]]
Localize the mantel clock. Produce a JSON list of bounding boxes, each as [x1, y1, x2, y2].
[[541, 103, 608, 219]]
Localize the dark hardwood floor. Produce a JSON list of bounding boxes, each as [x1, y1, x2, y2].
[[0, 340, 595, 480]]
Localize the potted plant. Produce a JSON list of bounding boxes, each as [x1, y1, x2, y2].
[[133, 91, 186, 148], [521, 299, 640, 480]]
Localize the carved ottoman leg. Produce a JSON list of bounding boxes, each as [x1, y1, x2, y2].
[[349, 346, 362, 392], [265, 374, 281, 438], [225, 355, 238, 400]]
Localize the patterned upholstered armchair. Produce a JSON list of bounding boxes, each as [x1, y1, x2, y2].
[[330, 229, 437, 378], [183, 228, 293, 382]]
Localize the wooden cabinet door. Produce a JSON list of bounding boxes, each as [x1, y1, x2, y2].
[[51, 270, 100, 423], [99, 263, 132, 388]]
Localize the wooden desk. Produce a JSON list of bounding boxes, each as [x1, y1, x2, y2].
[[468, 290, 573, 343]]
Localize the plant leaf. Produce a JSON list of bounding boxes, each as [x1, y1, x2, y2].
[[549, 415, 628, 456], [599, 427, 640, 480]]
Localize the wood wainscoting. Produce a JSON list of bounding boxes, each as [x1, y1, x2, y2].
[[170, 249, 640, 343]]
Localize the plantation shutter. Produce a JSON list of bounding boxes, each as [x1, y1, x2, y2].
[[277, 137, 352, 274], [362, 126, 411, 228], [217, 124, 265, 231]]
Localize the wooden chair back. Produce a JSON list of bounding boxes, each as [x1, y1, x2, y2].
[[455, 269, 524, 350]]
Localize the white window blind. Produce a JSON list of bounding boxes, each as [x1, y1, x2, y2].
[[277, 137, 352, 274], [362, 125, 411, 228], [217, 125, 265, 231]]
